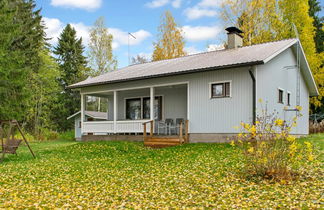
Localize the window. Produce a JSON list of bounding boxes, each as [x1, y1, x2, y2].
[[211, 82, 231, 98], [143, 96, 162, 120], [126, 96, 162, 120], [287, 92, 291, 106], [126, 98, 141, 120], [278, 89, 284, 104]]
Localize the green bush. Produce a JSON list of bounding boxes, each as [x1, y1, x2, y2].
[[58, 130, 75, 141]]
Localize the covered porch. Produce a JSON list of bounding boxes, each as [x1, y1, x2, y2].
[[80, 82, 189, 146]]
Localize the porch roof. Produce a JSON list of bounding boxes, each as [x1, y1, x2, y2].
[[68, 38, 318, 96], [67, 111, 107, 120]]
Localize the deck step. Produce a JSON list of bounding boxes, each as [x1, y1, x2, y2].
[[148, 138, 181, 143], [144, 141, 181, 148]]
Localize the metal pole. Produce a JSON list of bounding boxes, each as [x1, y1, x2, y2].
[[16, 122, 36, 158], [128, 32, 136, 65]]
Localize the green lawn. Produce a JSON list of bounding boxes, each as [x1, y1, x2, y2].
[[0, 135, 323, 208]]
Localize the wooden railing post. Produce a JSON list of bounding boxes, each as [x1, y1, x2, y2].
[[150, 120, 153, 137], [143, 123, 147, 140], [185, 120, 189, 143], [179, 122, 183, 142]]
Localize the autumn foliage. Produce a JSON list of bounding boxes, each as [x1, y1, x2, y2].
[[231, 103, 314, 181], [221, 0, 324, 108], [152, 11, 186, 61]]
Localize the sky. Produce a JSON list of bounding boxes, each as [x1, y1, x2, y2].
[[36, 0, 324, 68], [36, 0, 227, 68]]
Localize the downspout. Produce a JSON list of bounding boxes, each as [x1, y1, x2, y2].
[[248, 67, 256, 125]]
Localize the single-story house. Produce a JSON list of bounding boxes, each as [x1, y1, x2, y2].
[[68, 27, 318, 143], [67, 111, 107, 140]]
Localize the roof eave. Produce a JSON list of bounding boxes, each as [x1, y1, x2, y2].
[[67, 61, 264, 89]]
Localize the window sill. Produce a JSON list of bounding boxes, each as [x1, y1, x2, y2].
[[211, 96, 231, 99]]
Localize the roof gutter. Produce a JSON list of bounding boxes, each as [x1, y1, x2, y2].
[[67, 61, 264, 89]]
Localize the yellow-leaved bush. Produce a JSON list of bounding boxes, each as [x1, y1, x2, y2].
[[231, 102, 314, 180]]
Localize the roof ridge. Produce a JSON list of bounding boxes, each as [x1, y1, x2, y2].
[[238, 38, 297, 49], [122, 38, 298, 68]]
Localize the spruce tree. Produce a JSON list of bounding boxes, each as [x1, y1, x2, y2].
[[308, 0, 324, 53], [53, 24, 89, 131], [0, 0, 45, 121]]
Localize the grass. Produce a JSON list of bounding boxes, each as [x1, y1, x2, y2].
[[0, 135, 323, 208]]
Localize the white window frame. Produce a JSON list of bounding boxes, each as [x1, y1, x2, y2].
[[124, 95, 164, 120], [209, 80, 232, 99], [278, 87, 284, 104]]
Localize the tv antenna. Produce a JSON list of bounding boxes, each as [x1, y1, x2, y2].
[[292, 23, 301, 106], [128, 32, 136, 65]]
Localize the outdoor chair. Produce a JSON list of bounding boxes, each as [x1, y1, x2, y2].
[[157, 120, 168, 135], [165, 118, 176, 135]]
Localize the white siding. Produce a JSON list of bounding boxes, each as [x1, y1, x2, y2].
[[256, 48, 309, 134], [81, 66, 253, 134]]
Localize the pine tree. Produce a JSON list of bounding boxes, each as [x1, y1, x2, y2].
[[88, 17, 117, 76], [308, 0, 324, 53], [0, 0, 45, 121], [53, 24, 89, 131], [152, 11, 186, 61]]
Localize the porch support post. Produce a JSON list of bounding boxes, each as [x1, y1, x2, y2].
[[113, 91, 117, 134], [150, 87, 154, 120], [81, 93, 85, 135], [150, 87, 154, 134]]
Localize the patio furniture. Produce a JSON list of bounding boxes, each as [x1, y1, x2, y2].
[[157, 120, 168, 135], [165, 118, 176, 135], [0, 120, 35, 162]]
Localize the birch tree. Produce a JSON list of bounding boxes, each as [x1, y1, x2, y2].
[[152, 11, 186, 61], [88, 17, 117, 76]]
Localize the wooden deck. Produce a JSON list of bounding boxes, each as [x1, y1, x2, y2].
[[142, 120, 189, 148], [144, 136, 185, 148]]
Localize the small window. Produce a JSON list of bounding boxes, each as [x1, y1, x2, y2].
[[211, 82, 231, 98], [278, 89, 284, 104], [287, 92, 291, 106]]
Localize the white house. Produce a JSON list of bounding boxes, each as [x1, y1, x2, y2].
[[67, 111, 107, 140], [68, 27, 318, 144]]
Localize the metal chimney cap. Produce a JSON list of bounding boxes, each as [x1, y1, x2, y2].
[[225, 26, 243, 34], [225, 27, 243, 37]]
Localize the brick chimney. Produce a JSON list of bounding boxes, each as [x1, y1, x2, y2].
[[225, 27, 243, 49]]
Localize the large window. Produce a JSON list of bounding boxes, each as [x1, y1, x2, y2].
[[126, 96, 162, 120], [211, 82, 231, 98], [126, 98, 141, 120], [143, 96, 162, 120]]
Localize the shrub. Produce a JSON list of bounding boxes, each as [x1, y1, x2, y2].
[[14, 128, 59, 141], [231, 103, 314, 181], [58, 130, 75, 141]]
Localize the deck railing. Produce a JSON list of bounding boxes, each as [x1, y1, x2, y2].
[[83, 120, 150, 134], [143, 120, 189, 143]]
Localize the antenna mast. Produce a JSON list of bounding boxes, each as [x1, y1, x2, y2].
[[128, 32, 136, 65], [293, 24, 301, 106]]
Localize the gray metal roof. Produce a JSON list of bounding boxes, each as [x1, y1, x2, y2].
[[69, 39, 299, 89]]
